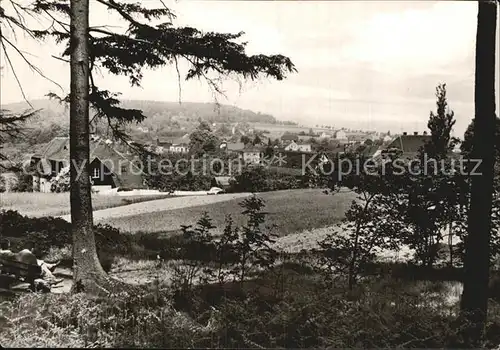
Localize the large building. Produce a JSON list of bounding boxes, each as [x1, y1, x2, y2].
[[31, 136, 145, 192]]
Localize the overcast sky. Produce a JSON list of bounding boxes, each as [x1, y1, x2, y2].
[[1, 0, 499, 136]]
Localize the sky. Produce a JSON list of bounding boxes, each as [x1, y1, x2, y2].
[[1, 0, 499, 136]]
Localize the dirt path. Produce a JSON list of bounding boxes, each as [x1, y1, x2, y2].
[[58, 193, 251, 223], [24, 224, 416, 295], [271, 225, 415, 262]]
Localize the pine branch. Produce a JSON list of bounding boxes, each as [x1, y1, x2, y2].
[[3, 0, 296, 143]]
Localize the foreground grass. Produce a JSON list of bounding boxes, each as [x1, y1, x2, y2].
[[0, 192, 173, 217], [2, 264, 500, 348], [102, 189, 356, 236], [4, 188, 500, 347]]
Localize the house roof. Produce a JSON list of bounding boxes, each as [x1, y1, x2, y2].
[[32, 137, 69, 161], [33, 136, 132, 162], [213, 176, 234, 186], [226, 142, 245, 151], [95, 145, 144, 189], [32, 136, 145, 188], [91, 155, 144, 189], [23, 153, 36, 163], [157, 139, 172, 145], [386, 135, 431, 154], [359, 144, 381, 158]]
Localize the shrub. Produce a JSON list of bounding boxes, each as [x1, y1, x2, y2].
[[317, 193, 404, 289], [228, 166, 305, 193], [12, 173, 33, 192], [169, 269, 487, 349], [50, 166, 70, 193], [0, 210, 71, 252], [0, 210, 126, 271], [0, 291, 212, 348]]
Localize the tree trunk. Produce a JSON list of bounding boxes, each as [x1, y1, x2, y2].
[[348, 196, 372, 290], [69, 0, 107, 293], [460, 1, 498, 345], [348, 230, 359, 291], [448, 220, 453, 268]]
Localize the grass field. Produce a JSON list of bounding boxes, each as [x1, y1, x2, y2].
[[61, 192, 252, 223], [99, 189, 356, 236], [0, 192, 173, 218]]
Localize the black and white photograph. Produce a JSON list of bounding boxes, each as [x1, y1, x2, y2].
[[0, 0, 499, 347]]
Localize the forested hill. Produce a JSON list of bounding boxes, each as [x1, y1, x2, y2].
[[119, 100, 277, 124], [3, 99, 278, 130], [1, 99, 290, 161]]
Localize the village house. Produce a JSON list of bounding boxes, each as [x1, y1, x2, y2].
[[156, 138, 172, 149], [318, 131, 333, 139], [223, 142, 262, 165], [284, 140, 313, 153], [31, 136, 145, 192], [371, 131, 432, 162], [155, 134, 190, 154], [240, 147, 263, 165], [346, 132, 368, 145], [385, 131, 431, 158], [169, 143, 189, 153], [334, 130, 348, 143]]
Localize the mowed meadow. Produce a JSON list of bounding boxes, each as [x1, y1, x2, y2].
[[0, 192, 173, 217], [99, 189, 356, 236], [1, 188, 356, 238]]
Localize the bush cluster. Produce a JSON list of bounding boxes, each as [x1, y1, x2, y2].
[[0, 210, 125, 272], [3, 276, 500, 348], [228, 165, 306, 193], [0, 172, 33, 193]]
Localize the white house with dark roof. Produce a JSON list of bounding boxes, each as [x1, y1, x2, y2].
[[334, 130, 348, 142], [31, 136, 145, 192], [241, 146, 263, 164]]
